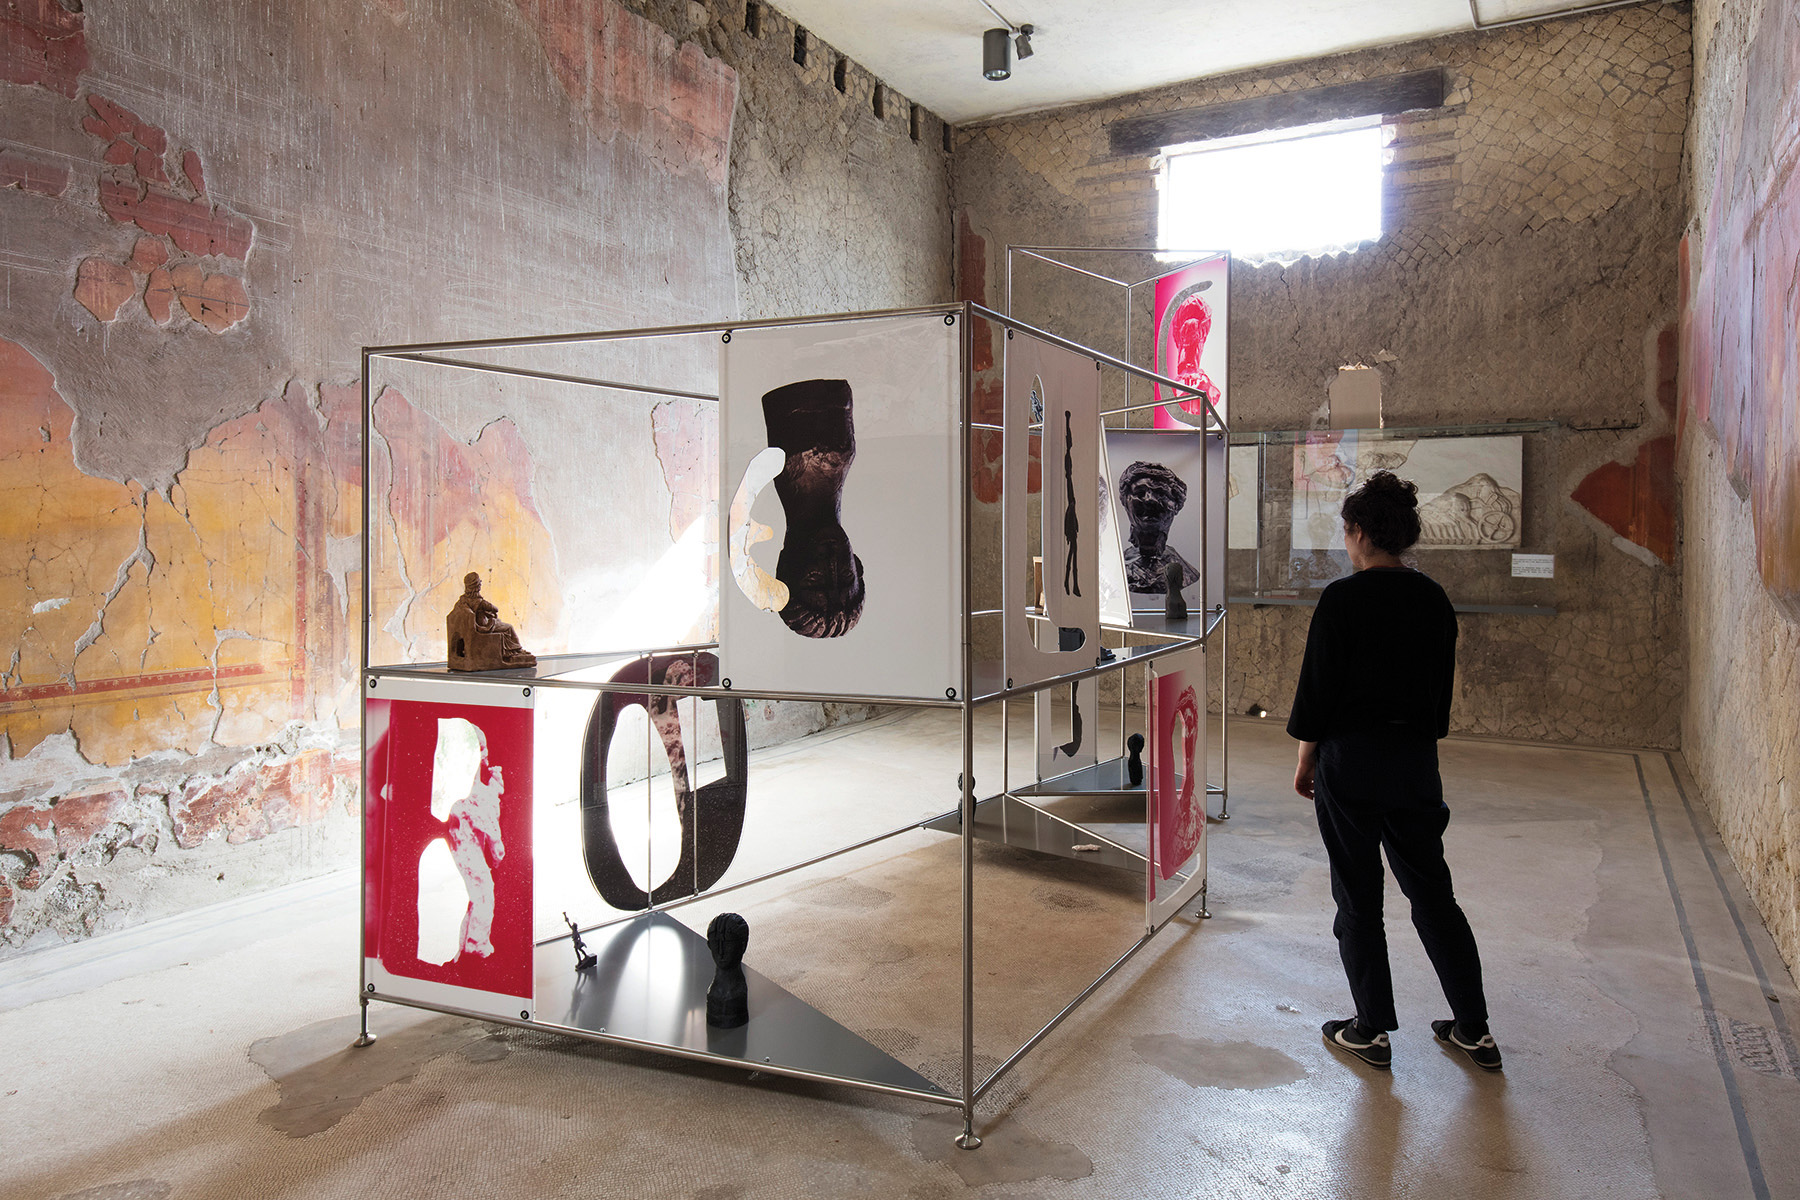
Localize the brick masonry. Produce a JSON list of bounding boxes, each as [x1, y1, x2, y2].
[[953, 3, 1690, 748]]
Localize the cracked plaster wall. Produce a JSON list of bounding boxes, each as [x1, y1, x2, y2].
[[0, 0, 950, 954], [1679, 0, 1800, 972], [952, 3, 1690, 747]]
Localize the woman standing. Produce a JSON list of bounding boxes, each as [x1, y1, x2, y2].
[[1288, 471, 1501, 1072]]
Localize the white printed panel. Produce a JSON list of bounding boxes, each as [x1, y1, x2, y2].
[[1003, 331, 1103, 694], [719, 315, 961, 699]]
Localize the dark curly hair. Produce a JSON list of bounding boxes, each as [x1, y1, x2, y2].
[[1340, 470, 1421, 555]]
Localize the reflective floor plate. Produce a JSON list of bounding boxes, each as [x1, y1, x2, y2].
[[924, 792, 1147, 874], [533, 912, 947, 1096]]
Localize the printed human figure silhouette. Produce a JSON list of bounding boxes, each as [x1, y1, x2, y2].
[[1057, 683, 1084, 758], [446, 733, 506, 957], [1062, 410, 1080, 598]]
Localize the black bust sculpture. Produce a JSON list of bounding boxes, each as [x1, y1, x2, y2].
[[1126, 733, 1146, 787], [706, 912, 751, 1029]]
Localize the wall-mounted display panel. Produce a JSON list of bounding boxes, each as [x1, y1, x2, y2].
[[1227, 422, 1559, 613]]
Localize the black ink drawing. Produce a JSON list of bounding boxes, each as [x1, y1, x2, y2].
[[1062, 411, 1081, 598], [1119, 460, 1200, 594], [764, 378, 865, 637]]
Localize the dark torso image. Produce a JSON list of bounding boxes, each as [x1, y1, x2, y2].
[[763, 378, 865, 638], [1286, 568, 1458, 743]]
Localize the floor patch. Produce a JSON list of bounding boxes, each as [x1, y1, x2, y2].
[[52, 1184, 170, 1200], [1132, 1032, 1307, 1089], [249, 1013, 493, 1136], [910, 1111, 1093, 1186]]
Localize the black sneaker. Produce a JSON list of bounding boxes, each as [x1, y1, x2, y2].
[[1322, 1018, 1391, 1069], [1432, 1019, 1502, 1071]]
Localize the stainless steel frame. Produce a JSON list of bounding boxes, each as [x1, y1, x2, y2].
[[1002, 247, 1233, 819], [357, 301, 1226, 1147]]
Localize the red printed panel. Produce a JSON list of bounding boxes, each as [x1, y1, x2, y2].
[[1152, 255, 1229, 429], [1148, 666, 1203, 888], [364, 687, 533, 1014]]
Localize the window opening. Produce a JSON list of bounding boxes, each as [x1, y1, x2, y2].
[[872, 84, 885, 120], [910, 103, 921, 143], [745, 2, 761, 37], [834, 56, 848, 93], [792, 27, 807, 66], [1159, 116, 1385, 262]]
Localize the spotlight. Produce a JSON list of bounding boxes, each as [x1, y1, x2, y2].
[[1245, 703, 1269, 719], [983, 27, 1011, 80], [1014, 24, 1034, 59]]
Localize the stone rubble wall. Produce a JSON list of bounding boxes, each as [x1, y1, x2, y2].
[[953, 3, 1690, 748]]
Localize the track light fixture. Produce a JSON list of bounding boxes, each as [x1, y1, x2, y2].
[[983, 27, 1011, 81], [977, 2, 1034, 81]]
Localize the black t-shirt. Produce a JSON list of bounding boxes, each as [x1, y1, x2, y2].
[[1286, 567, 1457, 743]]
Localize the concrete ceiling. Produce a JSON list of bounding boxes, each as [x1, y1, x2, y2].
[[768, 0, 1622, 124]]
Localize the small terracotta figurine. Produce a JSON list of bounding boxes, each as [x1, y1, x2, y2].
[[706, 912, 751, 1028], [447, 572, 536, 671]]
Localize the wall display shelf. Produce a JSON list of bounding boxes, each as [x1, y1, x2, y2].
[[1225, 421, 1563, 615], [358, 299, 1226, 1147]]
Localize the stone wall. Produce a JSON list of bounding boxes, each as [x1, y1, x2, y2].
[[952, 3, 1690, 746], [1679, 0, 1800, 971], [0, 0, 950, 954]]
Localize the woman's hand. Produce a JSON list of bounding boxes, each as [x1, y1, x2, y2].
[[1294, 741, 1319, 799]]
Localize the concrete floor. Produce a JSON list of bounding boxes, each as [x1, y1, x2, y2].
[[3, 713, 1798, 1200]]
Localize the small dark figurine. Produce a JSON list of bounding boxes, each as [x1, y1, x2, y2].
[[563, 911, 596, 972], [1164, 561, 1189, 621], [1126, 733, 1145, 787], [447, 571, 536, 670], [706, 912, 751, 1029]]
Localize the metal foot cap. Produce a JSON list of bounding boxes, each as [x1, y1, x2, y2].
[[955, 1131, 983, 1150], [352, 1032, 377, 1048]]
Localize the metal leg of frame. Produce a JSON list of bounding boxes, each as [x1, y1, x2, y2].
[[957, 694, 981, 1150], [1217, 609, 1231, 820], [354, 997, 377, 1047], [1197, 880, 1211, 920], [957, 306, 981, 1152]]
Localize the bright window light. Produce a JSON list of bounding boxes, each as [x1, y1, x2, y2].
[[1159, 118, 1386, 261]]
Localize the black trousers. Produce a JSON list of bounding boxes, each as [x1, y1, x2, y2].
[[1313, 732, 1489, 1034]]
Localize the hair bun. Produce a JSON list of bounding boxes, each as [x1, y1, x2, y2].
[[1362, 470, 1418, 508]]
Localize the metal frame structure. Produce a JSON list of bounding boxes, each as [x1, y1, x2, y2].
[[1004, 245, 1234, 819], [355, 301, 1227, 1148]]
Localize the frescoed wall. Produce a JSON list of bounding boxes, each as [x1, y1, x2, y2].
[[0, 0, 950, 952], [1679, 0, 1800, 973]]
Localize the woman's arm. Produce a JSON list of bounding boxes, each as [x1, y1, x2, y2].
[[1294, 740, 1319, 799]]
